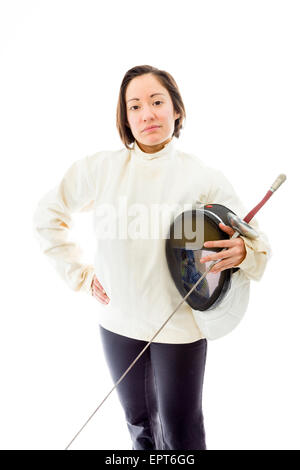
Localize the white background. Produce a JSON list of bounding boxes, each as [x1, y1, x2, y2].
[[0, 0, 298, 450]]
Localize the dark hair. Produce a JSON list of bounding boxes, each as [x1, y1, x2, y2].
[[116, 65, 186, 149]]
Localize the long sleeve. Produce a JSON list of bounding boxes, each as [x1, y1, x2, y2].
[[33, 153, 99, 294], [206, 168, 272, 281]]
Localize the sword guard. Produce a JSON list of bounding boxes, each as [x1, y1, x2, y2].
[[227, 213, 259, 240]]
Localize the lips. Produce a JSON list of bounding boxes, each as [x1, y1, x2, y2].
[[143, 125, 160, 132]]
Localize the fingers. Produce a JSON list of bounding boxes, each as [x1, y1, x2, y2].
[[91, 276, 110, 305], [199, 251, 239, 273], [219, 222, 235, 235], [200, 249, 231, 263], [210, 260, 233, 273], [204, 239, 236, 248], [201, 238, 243, 263]]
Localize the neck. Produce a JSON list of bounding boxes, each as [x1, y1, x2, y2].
[[136, 137, 172, 154]]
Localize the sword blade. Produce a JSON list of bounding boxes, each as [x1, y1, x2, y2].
[[65, 232, 239, 449]]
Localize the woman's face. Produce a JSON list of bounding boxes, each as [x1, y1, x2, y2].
[[125, 74, 180, 150]]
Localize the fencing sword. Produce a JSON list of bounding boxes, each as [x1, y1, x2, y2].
[[64, 173, 286, 450]]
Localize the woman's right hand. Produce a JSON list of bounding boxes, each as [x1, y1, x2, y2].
[[91, 275, 110, 305]]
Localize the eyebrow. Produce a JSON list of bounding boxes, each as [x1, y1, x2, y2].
[[126, 93, 166, 104]]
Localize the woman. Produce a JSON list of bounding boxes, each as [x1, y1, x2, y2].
[[33, 65, 271, 450]]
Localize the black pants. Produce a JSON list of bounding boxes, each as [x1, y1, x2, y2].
[[99, 325, 208, 450]]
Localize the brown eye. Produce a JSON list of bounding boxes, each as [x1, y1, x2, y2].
[[129, 101, 163, 111]]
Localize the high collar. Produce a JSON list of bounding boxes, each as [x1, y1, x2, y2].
[[131, 138, 176, 162]]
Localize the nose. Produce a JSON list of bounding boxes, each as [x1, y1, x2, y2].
[[141, 103, 157, 121]]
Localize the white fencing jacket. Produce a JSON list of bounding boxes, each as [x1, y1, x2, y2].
[[33, 138, 272, 342]]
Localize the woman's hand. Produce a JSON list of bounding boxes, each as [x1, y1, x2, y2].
[[91, 275, 110, 305], [199, 223, 247, 273]]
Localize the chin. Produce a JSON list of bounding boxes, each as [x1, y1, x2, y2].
[[143, 134, 167, 144]]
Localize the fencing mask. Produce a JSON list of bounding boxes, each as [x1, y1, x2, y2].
[[165, 203, 240, 312]]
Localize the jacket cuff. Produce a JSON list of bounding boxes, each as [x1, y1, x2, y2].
[[235, 235, 269, 281], [74, 264, 95, 294], [236, 237, 255, 271]]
